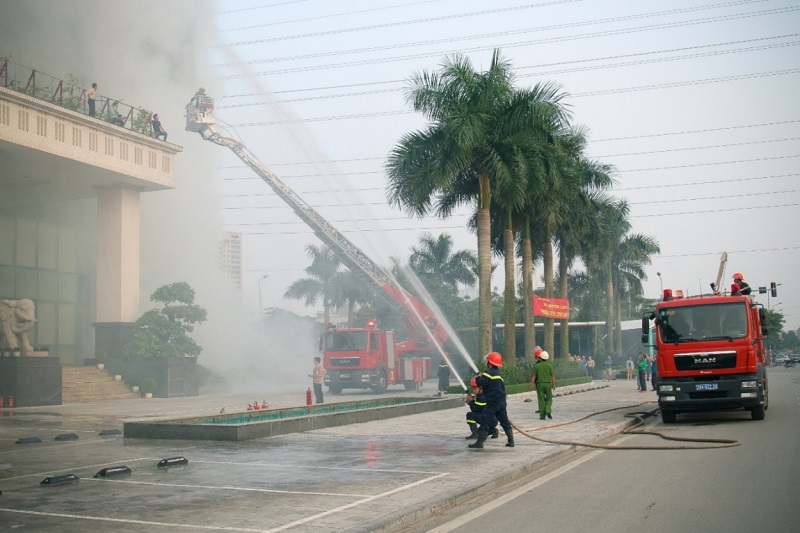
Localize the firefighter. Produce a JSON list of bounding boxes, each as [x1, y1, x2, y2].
[[733, 272, 751, 295], [437, 358, 450, 396], [464, 378, 499, 440], [469, 352, 514, 449]]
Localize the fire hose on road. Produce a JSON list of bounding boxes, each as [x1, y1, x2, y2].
[[508, 402, 740, 450]]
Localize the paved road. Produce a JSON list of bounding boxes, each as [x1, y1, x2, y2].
[[407, 366, 800, 533], [0, 379, 655, 532]]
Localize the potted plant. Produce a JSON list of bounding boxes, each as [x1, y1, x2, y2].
[[108, 359, 126, 382], [95, 349, 107, 370], [125, 371, 143, 393], [140, 378, 157, 399]]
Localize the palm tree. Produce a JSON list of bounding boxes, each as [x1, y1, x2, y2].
[[284, 244, 342, 326], [610, 233, 660, 355], [408, 232, 477, 292], [388, 51, 570, 358]]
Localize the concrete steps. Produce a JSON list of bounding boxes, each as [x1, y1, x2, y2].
[[62, 366, 140, 404]]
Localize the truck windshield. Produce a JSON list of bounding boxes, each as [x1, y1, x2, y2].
[[324, 331, 368, 352], [658, 302, 748, 343]]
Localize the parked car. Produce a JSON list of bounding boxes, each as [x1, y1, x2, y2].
[[775, 354, 790, 364]]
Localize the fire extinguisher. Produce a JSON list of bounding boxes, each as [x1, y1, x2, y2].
[[306, 387, 312, 406]]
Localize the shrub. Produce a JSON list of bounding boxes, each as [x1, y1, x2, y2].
[[140, 378, 157, 395], [108, 359, 126, 376]]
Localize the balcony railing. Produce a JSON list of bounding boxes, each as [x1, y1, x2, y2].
[[0, 59, 155, 137]]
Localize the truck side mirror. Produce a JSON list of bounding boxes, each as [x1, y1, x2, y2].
[[759, 308, 769, 336], [641, 334, 649, 345], [318, 335, 324, 352]]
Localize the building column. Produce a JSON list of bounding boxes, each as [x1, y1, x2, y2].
[[94, 186, 140, 358]]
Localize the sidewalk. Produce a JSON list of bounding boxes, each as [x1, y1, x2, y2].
[[0, 379, 656, 532]]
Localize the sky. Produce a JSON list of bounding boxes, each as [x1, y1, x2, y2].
[[1, 0, 798, 365], [206, 0, 800, 331]]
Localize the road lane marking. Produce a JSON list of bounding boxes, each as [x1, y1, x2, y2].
[[0, 508, 266, 532], [265, 472, 450, 532], [428, 435, 636, 533]]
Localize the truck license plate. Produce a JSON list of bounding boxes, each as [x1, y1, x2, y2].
[[339, 373, 351, 380], [696, 383, 718, 391]]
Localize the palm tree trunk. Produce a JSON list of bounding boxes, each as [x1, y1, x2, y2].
[[606, 262, 614, 356], [522, 220, 534, 360], [558, 249, 569, 360], [478, 173, 493, 358], [615, 290, 623, 356], [503, 209, 516, 365], [543, 230, 554, 356]]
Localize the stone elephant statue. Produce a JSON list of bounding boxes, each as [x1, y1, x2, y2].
[[1, 298, 36, 354]]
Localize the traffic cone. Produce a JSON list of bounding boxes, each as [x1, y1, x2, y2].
[[261, 401, 268, 409], [246, 403, 253, 411], [306, 387, 312, 406]]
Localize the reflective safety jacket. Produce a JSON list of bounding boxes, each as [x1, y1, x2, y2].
[[476, 366, 506, 406]]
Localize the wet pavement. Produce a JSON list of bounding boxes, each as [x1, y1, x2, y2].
[[0, 379, 655, 532]]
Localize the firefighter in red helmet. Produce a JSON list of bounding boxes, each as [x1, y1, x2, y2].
[[732, 272, 751, 295], [469, 352, 514, 449]]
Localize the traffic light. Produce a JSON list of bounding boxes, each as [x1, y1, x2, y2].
[[770, 282, 778, 297]]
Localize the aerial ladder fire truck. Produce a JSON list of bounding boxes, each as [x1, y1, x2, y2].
[[186, 92, 449, 394], [642, 253, 769, 423]]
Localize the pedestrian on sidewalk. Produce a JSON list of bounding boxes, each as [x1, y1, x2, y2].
[[603, 355, 613, 381], [437, 358, 450, 396], [587, 356, 596, 379], [626, 357, 634, 380], [530, 350, 556, 419], [309, 356, 326, 404], [637, 353, 648, 392], [469, 352, 513, 449]]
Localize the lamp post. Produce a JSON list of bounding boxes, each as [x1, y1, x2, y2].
[[657, 272, 663, 296], [258, 275, 269, 315]]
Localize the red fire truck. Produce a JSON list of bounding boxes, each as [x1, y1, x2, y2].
[[187, 94, 449, 394], [642, 289, 769, 423]]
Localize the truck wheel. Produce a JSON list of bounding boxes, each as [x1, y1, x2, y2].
[[660, 409, 677, 424], [751, 404, 765, 420], [329, 385, 343, 395], [371, 372, 388, 393]]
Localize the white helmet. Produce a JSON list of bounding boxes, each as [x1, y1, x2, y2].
[[540, 351, 550, 360]]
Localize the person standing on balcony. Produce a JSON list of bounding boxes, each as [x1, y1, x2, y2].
[[152, 113, 167, 141], [87, 82, 97, 117]]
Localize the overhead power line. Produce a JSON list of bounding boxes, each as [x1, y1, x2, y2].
[[220, 6, 798, 79], [225, 68, 800, 127]]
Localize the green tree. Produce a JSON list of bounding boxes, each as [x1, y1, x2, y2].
[[284, 244, 342, 326], [388, 50, 569, 358], [124, 282, 207, 359], [409, 232, 477, 292]]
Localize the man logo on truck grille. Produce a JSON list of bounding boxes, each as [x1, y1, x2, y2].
[[693, 356, 717, 364]]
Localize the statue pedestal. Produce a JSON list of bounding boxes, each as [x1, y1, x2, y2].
[[0, 357, 62, 407]]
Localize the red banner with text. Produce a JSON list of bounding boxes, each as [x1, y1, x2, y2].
[[532, 295, 570, 320]]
